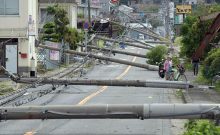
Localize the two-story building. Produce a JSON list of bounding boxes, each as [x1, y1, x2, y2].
[[0, 0, 38, 77]]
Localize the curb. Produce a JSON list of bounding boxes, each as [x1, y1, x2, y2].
[[182, 90, 191, 103]]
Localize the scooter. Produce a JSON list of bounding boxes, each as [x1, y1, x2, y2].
[[158, 60, 165, 78]]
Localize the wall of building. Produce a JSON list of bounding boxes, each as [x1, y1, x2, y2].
[[18, 0, 38, 76], [0, 0, 28, 38], [0, 0, 38, 76], [39, 3, 77, 28]]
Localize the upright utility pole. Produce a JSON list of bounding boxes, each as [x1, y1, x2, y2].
[[164, 0, 170, 39], [88, 0, 91, 25]]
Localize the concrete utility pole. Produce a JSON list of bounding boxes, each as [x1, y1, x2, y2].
[[118, 10, 168, 41], [38, 44, 159, 71], [88, 0, 91, 24], [1, 104, 219, 120], [164, 0, 170, 38], [78, 44, 147, 58], [95, 36, 151, 49], [95, 36, 170, 45], [14, 78, 193, 89]]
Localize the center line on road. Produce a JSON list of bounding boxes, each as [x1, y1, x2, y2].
[[24, 52, 139, 135], [77, 54, 138, 106]]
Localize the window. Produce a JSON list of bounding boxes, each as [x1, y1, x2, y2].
[[0, 0, 19, 15], [40, 8, 54, 24]]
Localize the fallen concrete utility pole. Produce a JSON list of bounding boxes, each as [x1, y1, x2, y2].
[[38, 44, 158, 71], [95, 36, 151, 49], [96, 36, 169, 46], [1, 104, 219, 120], [142, 40, 170, 44], [78, 45, 147, 58], [122, 35, 154, 48], [14, 78, 193, 89]]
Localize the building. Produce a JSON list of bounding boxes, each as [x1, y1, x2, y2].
[[38, 0, 78, 29], [126, 23, 153, 40], [77, 0, 100, 21], [0, 0, 38, 77]]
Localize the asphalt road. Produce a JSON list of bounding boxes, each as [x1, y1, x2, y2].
[[0, 46, 181, 135]]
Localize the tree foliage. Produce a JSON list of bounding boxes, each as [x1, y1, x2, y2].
[[202, 48, 220, 79], [42, 5, 83, 50], [149, 18, 163, 28], [146, 45, 167, 65], [180, 4, 220, 58], [184, 120, 220, 135]]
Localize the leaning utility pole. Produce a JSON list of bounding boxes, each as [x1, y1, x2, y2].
[[38, 44, 159, 71], [1, 104, 219, 120], [96, 17, 170, 42], [122, 35, 154, 47], [14, 78, 193, 89], [95, 36, 170, 46], [118, 10, 168, 41]]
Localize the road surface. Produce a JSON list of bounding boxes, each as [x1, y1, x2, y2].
[[0, 46, 184, 135]]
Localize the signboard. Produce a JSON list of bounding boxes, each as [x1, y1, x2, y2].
[[175, 14, 184, 24], [49, 42, 60, 61], [28, 15, 36, 36], [91, 0, 100, 6], [176, 5, 192, 14]]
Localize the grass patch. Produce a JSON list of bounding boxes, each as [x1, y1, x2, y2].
[[215, 81, 220, 91], [184, 120, 220, 134], [175, 89, 183, 98], [0, 81, 15, 95], [194, 70, 211, 85]]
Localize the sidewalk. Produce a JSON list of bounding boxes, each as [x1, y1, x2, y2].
[[183, 71, 220, 103]]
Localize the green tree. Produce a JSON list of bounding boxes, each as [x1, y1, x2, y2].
[[42, 5, 83, 50], [180, 4, 220, 59], [149, 18, 163, 28], [146, 45, 168, 65], [202, 48, 220, 79]]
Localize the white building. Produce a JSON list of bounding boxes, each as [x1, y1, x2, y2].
[[39, 0, 78, 29], [0, 0, 38, 77]]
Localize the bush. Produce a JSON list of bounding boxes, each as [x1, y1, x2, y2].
[[202, 48, 220, 80], [172, 55, 180, 66], [184, 120, 220, 135], [146, 45, 168, 65]]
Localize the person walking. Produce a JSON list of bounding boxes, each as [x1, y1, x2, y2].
[[192, 55, 200, 76]]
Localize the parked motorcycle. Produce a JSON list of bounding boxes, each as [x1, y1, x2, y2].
[[158, 60, 165, 78]]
